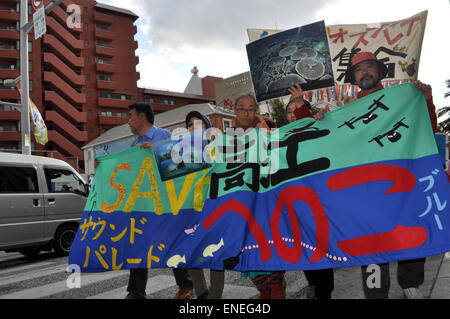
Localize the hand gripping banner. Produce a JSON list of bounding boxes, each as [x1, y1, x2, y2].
[[69, 83, 450, 272]]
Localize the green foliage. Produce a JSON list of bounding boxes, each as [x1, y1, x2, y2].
[[268, 98, 288, 127]]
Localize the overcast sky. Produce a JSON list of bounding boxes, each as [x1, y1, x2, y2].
[[98, 0, 450, 109]]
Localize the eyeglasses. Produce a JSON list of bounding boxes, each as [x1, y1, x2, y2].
[[236, 108, 257, 115]]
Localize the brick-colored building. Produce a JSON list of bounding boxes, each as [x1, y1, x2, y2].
[[0, 0, 140, 170], [0, 0, 225, 172]]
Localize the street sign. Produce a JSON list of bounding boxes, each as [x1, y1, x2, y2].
[[33, 6, 46, 40], [32, 0, 43, 11]]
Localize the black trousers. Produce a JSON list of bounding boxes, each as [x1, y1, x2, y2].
[[127, 268, 148, 297], [173, 268, 193, 289], [127, 268, 193, 296], [304, 268, 334, 299], [361, 258, 426, 299]]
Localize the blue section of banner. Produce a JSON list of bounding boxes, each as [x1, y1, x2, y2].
[[69, 154, 450, 272]]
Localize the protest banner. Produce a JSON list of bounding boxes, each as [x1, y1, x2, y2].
[[246, 21, 334, 102], [247, 10, 427, 104], [69, 83, 449, 272]]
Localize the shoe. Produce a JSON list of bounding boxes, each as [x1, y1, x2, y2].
[[197, 290, 209, 299], [174, 288, 193, 299], [124, 293, 146, 299], [305, 285, 316, 299], [403, 287, 423, 299]]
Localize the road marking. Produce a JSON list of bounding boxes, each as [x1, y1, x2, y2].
[[0, 262, 54, 277], [0, 264, 67, 287], [88, 275, 176, 299], [0, 269, 128, 299]]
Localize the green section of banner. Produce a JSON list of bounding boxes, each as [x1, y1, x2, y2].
[[210, 83, 437, 197], [87, 147, 212, 214], [87, 83, 437, 213]]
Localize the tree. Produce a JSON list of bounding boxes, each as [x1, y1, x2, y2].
[[268, 98, 288, 127]]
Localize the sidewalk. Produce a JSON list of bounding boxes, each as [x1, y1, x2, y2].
[[430, 252, 450, 299], [291, 253, 449, 299]]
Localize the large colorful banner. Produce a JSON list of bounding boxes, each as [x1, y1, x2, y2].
[[247, 11, 427, 104], [69, 83, 450, 272]]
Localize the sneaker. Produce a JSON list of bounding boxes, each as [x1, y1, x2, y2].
[[174, 288, 193, 299], [305, 285, 316, 299], [403, 288, 423, 299]]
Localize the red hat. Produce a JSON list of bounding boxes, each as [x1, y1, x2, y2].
[[345, 51, 388, 85]]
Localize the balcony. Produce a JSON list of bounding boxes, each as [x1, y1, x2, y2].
[[0, 48, 19, 59], [95, 45, 115, 58], [46, 16, 83, 51], [44, 52, 85, 86], [0, 89, 20, 100], [49, 5, 82, 34], [44, 72, 86, 105], [45, 111, 88, 142], [0, 10, 19, 22], [0, 68, 20, 79], [0, 131, 20, 142], [0, 110, 20, 120], [98, 97, 131, 109], [94, 29, 114, 41], [96, 62, 115, 74], [47, 130, 84, 160], [94, 12, 113, 25], [43, 34, 84, 68], [0, 29, 19, 40], [96, 79, 117, 90], [98, 116, 129, 126], [44, 91, 87, 123]]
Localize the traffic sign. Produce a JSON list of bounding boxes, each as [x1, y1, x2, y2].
[[33, 6, 46, 39], [32, 0, 43, 11]]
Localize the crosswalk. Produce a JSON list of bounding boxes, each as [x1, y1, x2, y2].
[[0, 259, 259, 299]]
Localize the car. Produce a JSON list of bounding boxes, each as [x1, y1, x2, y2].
[[0, 152, 88, 257]]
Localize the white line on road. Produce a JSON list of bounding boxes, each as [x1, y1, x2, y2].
[[0, 270, 128, 299]]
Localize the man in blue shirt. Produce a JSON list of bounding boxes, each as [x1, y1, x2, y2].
[[125, 102, 171, 299]]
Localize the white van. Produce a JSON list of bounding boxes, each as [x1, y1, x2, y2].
[[0, 152, 88, 257]]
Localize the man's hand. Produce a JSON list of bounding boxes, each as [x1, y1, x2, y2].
[[288, 83, 305, 108], [314, 106, 330, 120], [140, 142, 153, 149], [413, 80, 432, 100]]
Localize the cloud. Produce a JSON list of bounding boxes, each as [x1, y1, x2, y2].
[[102, 0, 449, 107]]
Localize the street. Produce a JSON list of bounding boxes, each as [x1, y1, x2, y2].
[[0, 251, 308, 299], [0, 251, 444, 299]]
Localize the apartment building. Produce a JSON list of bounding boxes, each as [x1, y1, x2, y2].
[[0, 0, 140, 171]]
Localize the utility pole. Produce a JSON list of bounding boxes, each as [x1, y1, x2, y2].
[[19, 0, 31, 155], [0, 0, 64, 155]]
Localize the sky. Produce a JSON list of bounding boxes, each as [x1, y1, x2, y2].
[[97, 0, 450, 111]]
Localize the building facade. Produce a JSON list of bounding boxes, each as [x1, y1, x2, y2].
[[0, 0, 224, 172], [0, 0, 140, 171]]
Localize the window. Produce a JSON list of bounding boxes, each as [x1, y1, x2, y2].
[[44, 168, 87, 196], [84, 23, 88, 31], [0, 166, 39, 193], [223, 118, 232, 131], [85, 39, 89, 47], [98, 75, 111, 81]]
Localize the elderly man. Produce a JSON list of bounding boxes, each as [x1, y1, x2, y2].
[[311, 51, 437, 299]]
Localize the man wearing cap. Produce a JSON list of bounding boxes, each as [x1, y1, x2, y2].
[[322, 51, 436, 299]]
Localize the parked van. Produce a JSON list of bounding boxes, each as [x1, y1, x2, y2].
[[0, 152, 88, 257]]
